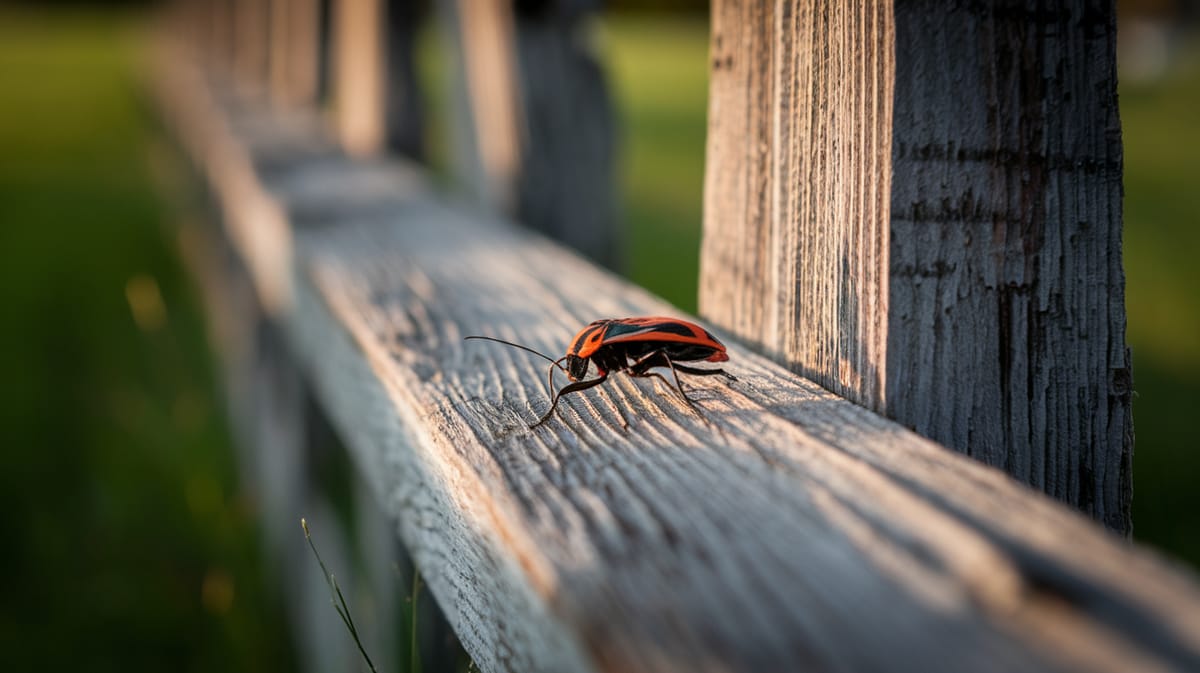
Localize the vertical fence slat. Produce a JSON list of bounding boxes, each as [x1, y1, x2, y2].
[[886, 1, 1131, 532], [445, 0, 523, 209], [440, 0, 619, 268], [234, 0, 271, 96], [384, 0, 427, 159], [332, 0, 386, 155], [700, 0, 1131, 532], [206, 0, 236, 75], [510, 4, 619, 269], [701, 0, 893, 410], [270, 0, 321, 107]]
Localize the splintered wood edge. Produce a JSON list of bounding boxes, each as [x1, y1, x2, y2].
[[153, 42, 1200, 673]]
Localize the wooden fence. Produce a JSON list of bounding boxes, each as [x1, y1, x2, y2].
[[153, 1, 1199, 672]]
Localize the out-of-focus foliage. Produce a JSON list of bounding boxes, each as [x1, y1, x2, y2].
[[0, 8, 294, 671], [603, 15, 710, 313], [1119, 33, 1200, 566]]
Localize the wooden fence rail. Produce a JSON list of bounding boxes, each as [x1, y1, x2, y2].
[[153, 1, 1199, 672]]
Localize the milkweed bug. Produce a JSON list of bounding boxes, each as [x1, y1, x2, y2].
[[466, 317, 736, 428]]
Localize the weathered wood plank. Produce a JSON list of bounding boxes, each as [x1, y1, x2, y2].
[[701, 0, 893, 412], [700, 0, 1132, 533], [887, 0, 1132, 533], [154, 32, 1200, 673]]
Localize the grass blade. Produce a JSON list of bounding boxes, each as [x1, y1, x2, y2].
[[302, 518, 379, 673]]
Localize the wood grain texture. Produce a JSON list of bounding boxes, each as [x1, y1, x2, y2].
[[701, 0, 893, 412], [888, 0, 1132, 533], [700, 0, 1131, 533], [154, 30, 1198, 673]]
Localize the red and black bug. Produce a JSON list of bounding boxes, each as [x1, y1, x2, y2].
[[466, 317, 736, 428]]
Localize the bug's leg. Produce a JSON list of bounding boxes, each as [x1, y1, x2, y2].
[[673, 363, 737, 382], [631, 354, 727, 435], [629, 351, 704, 415], [545, 356, 568, 401], [531, 374, 608, 428]]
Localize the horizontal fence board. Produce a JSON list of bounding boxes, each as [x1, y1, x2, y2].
[[153, 45, 1200, 673]]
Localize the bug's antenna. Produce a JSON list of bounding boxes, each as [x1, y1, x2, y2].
[[465, 336, 569, 374]]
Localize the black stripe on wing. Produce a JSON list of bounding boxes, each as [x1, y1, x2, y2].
[[605, 319, 695, 339]]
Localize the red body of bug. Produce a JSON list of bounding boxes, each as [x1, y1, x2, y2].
[[466, 316, 735, 428]]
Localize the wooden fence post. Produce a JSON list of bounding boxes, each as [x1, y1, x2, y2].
[[234, 0, 271, 96], [701, 0, 1132, 533], [446, 0, 523, 208], [441, 0, 620, 268], [269, 0, 321, 107], [384, 0, 427, 159], [332, 0, 386, 155], [206, 0, 236, 76], [330, 0, 425, 158]]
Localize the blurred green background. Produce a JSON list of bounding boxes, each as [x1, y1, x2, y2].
[[1, 2, 1197, 671], [0, 7, 297, 671]]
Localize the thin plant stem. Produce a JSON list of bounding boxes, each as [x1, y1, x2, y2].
[[301, 518, 378, 673]]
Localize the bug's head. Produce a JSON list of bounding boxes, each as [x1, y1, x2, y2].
[[565, 354, 589, 381]]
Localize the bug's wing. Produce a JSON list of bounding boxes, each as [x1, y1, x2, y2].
[[602, 318, 723, 348], [600, 320, 664, 340], [600, 318, 730, 364]]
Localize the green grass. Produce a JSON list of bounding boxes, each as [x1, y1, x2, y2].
[[302, 519, 379, 673], [0, 8, 293, 671], [1119, 44, 1200, 565], [602, 15, 711, 313]]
